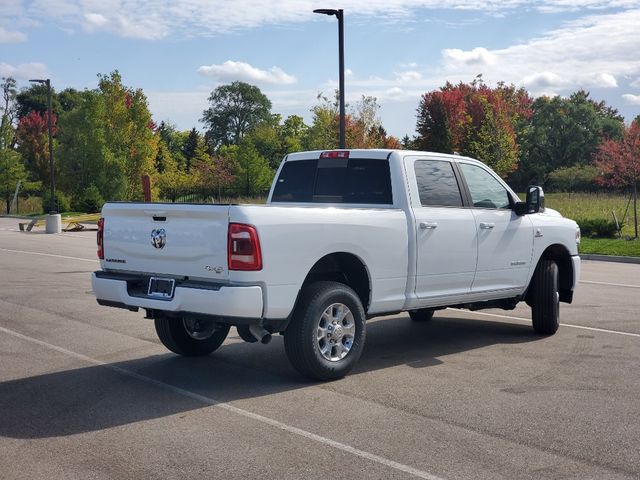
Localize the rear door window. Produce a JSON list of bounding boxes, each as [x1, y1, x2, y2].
[[414, 160, 463, 207], [272, 157, 392, 205]]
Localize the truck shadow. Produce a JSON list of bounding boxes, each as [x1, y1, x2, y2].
[[0, 314, 541, 439]]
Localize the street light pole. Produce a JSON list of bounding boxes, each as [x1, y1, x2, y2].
[[29, 78, 56, 213], [313, 8, 346, 149]]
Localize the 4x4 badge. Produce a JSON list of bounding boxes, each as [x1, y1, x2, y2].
[[151, 228, 166, 249]]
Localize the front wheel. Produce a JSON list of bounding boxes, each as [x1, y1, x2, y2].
[[531, 259, 560, 335], [154, 315, 230, 356], [284, 281, 366, 381]]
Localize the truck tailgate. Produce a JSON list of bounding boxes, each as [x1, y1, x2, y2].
[[101, 203, 230, 281]]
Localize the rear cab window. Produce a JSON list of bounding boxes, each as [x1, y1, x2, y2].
[[272, 155, 392, 205]]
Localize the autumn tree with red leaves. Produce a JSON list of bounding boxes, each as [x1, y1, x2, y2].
[[594, 121, 640, 238], [16, 110, 57, 184], [415, 78, 532, 176]]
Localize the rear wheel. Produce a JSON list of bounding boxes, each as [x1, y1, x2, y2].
[[531, 259, 560, 335], [409, 308, 434, 322], [284, 281, 366, 381], [154, 315, 230, 356]]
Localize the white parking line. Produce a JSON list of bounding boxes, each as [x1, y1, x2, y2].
[[0, 325, 445, 480], [0, 247, 98, 263], [580, 280, 640, 289], [449, 308, 640, 338]]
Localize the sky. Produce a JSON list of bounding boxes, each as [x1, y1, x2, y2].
[[1, 1, 640, 139]]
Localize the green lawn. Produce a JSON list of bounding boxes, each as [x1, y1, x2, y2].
[[544, 192, 636, 237], [579, 237, 640, 257]]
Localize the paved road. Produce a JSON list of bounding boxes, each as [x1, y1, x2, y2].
[[0, 217, 638, 480]]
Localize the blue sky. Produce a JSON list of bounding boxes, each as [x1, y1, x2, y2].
[[2, 1, 640, 138]]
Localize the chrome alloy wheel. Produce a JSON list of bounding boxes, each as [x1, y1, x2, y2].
[[316, 303, 356, 362], [183, 317, 216, 340]]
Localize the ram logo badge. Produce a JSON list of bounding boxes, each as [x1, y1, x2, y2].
[[151, 228, 166, 249]]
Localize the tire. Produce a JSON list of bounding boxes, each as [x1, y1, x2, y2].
[[284, 281, 366, 381], [409, 308, 434, 322], [154, 315, 230, 356], [531, 259, 560, 335]]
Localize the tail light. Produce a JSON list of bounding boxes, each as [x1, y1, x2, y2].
[[228, 223, 262, 271], [97, 217, 104, 259], [320, 150, 349, 159]]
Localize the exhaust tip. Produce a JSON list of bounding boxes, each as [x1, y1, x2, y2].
[[260, 334, 272, 345]]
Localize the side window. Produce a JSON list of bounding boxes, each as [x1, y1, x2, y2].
[[272, 159, 318, 202], [414, 160, 463, 207], [459, 163, 510, 209]]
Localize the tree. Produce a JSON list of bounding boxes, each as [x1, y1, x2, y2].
[[0, 147, 27, 213], [16, 83, 62, 118], [282, 115, 308, 153], [515, 91, 624, 188], [182, 128, 204, 172], [594, 122, 640, 237], [1, 77, 18, 148], [57, 71, 158, 202], [97, 71, 158, 200], [415, 80, 531, 176], [16, 110, 57, 184], [221, 143, 273, 196], [201, 82, 272, 150]]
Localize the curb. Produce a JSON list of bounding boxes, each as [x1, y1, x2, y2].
[[580, 254, 640, 264]]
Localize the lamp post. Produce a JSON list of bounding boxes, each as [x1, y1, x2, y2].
[[29, 78, 55, 213], [313, 8, 345, 149]]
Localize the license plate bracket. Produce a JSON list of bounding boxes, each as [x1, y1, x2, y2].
[[147, 277, 175, 299]]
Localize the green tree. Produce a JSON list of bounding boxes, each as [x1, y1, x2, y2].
[[515, 91, 624, 188], [97, 71, 158, 200], [221, 142, 273, 196], [16, 83, 62, 118], [201, 82, 272, 150], [282, 115, 308, 153], [0, 147, 27, 213], [57, 90, 126, 201], [57, 72, 158, 202]]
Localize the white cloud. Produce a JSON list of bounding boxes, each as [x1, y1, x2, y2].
[[6, 1, 640, 40], [442, 47, 497, 66], [523, 71, 568, 89], [395, 70, 423, 82], [630, 78, 640, 88], [0, 62, 47, 80], [386, 87, 405, 97], [622, 93, 640, 105], [197, 61, 296, 85], [0, 26, 26, 43], [84, 13, 108, 27], [593, 73, 617, 88]]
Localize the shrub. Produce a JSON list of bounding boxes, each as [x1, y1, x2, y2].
[[547, 165, 599, 192], [41, 190, 71, 213], [74, 184, 104, 213], [576, 218, 622, 238]]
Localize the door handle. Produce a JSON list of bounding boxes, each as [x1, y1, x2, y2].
[[420, 222, 438, 230], [479, 222, 495, 229]]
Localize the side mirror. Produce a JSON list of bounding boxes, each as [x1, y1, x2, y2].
[[514, 185, 545, 215]]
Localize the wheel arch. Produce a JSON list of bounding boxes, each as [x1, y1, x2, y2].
[[528, 244, 574, 304], [300, 252, 372, 313]]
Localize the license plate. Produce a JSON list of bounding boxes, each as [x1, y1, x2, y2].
[[148, 277, 175, 298]]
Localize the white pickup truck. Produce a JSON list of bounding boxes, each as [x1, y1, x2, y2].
[[92, 149, 580, 380]]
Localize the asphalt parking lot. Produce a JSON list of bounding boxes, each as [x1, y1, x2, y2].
[[1, 216, 639, 480]]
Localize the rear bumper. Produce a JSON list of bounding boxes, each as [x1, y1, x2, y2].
[[91, 272, 264, 318]]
